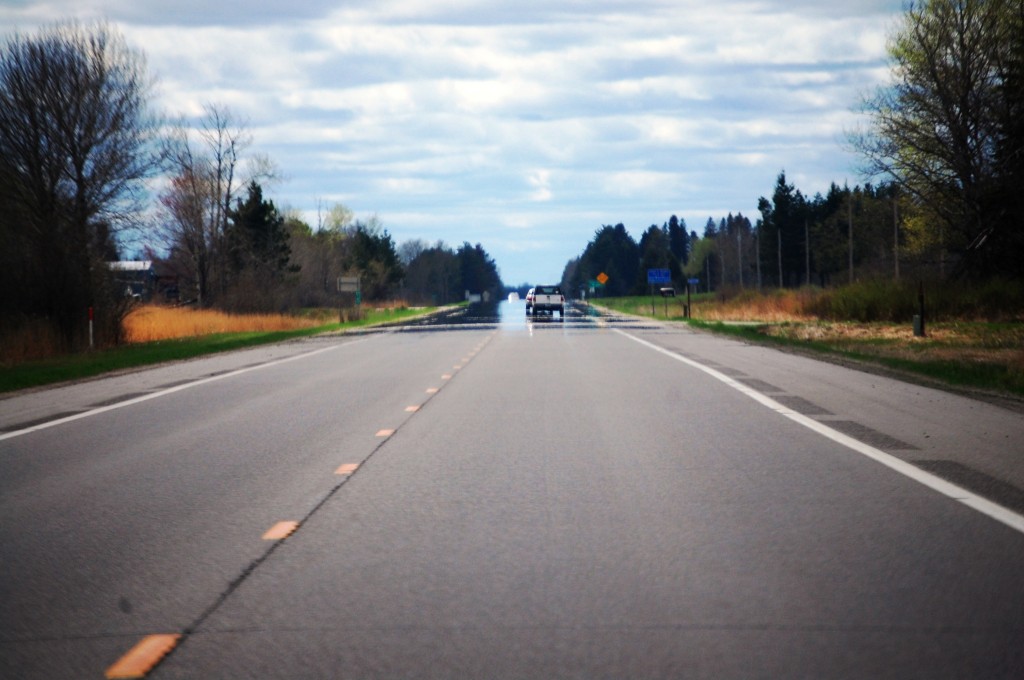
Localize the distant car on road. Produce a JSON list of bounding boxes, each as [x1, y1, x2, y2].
[[526, 285, 564, 320]]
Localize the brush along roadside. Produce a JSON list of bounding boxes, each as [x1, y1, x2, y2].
[[0, 305, 440, 394], [592, 301, 1024, 403], [694, 319, 1024, 403]]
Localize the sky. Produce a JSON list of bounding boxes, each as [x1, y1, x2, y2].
[[1, 0, 903, 285]]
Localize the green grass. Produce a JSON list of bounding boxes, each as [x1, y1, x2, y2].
[[871, 354, 1023, 395], [591, 295, 699, 319], [0, 306, 434, 394]]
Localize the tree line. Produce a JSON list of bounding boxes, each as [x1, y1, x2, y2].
[[156, 104, 506, 313], [561, 219, 691, 297], [563, 0, 1023, 295], [1, 21, 502, 356], [560, 174, 958, 298]]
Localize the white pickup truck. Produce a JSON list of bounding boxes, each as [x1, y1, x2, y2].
[[525, 285, 565, 320]]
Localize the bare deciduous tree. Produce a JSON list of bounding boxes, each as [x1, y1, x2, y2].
[[160, 104, 277, 305], [0, 20, 161, 352]]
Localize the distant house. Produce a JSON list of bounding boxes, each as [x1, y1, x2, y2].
[[109, 261, 154, 300], [109, 261, 180, 302]]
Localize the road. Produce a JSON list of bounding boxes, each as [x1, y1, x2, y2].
[[2, 301, 1024, 679]]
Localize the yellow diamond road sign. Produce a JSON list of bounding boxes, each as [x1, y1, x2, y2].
[[596, 272, 609, 285]]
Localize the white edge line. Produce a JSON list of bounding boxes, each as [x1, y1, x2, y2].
[[615, 328, 1024, 536], [0, 338, 369, 442]]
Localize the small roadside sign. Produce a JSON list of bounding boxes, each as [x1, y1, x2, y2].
[[647, 268, 671, 284], [596, 272, 609, 285], [338, 276, 360, 293]]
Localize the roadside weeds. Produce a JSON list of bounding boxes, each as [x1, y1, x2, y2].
[[589, 302, 1024, 408]]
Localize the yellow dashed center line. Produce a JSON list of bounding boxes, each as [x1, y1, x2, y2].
[[262, 521, 299, 540], [105, 634, 181, 679], [375, 343, 485, 443], [107, 338, 500, 679]]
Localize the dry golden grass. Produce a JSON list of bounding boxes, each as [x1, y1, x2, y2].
[[693, 293, 813, 323], [124, 305, 325, 343], [628, 287, 1023, 390], [608, 290, 815, 323], [761, 320, 1024, 378]]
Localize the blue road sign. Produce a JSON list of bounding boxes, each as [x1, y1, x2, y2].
[[647, 268, 671, 284], [687, 278, 700, 285]]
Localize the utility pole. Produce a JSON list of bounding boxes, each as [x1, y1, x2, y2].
[[893, 197, 900, 281], [805, 219, 810, 287], [848, 196, 854, 284], [777, 230, 783, 288], [755, 227, 762, 290], [939, 224, 945, 278], [737, 227, 743, 288]]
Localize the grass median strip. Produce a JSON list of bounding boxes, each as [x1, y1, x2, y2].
[[0, 307, 436, 394]]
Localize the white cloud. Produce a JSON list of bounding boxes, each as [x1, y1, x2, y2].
[[374, 177, 445, 195], [599, 76, 711, 102], [526, 169, 552, 202], [601, 170, 686, 198]]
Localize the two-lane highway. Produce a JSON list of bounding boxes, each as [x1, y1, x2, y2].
[[2, 301, 1023, 678]]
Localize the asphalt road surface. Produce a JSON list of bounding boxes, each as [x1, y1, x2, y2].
[[2, 301, 1024, 679]]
